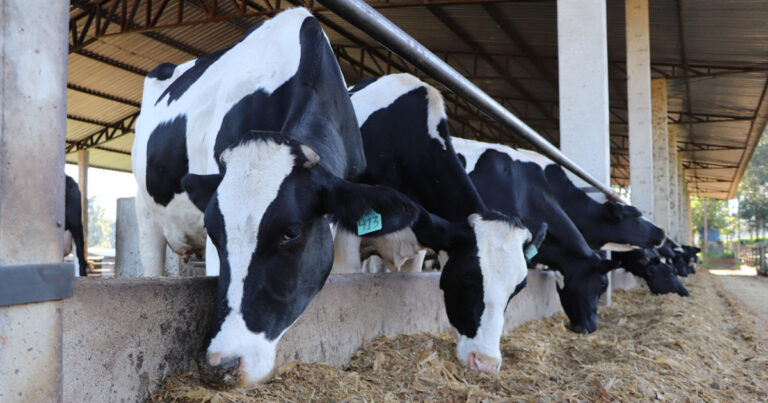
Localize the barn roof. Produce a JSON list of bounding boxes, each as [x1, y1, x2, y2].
[[66, 0, 768, 199]]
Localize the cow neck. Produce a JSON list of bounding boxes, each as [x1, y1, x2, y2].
[[354, 84, 487, 222], [543, 164, 603, 228]]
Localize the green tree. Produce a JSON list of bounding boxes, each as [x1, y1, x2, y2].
[[88, 197, 115, 249], [737, 133, 768, 240], [691, 196, 732, 241]]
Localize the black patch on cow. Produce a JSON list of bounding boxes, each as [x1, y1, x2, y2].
[[155, 48, 228, 106], [147, 62, 177, 80], [348, 76, 379, 94], [440, 244, 484, 338], [357, 86, 486, 220], [146, 116, 189, 206], [507, 276, 528, 308], [64, 175, 87, 276], [456, 153, 467, 169], [212, 17, 365, 180], [201, 199, 232, 346]]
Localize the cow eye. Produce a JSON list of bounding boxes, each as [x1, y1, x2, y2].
[[281, 225, 302, 244]]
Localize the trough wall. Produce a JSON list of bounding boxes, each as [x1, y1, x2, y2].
[[63, 269, 564, 402]]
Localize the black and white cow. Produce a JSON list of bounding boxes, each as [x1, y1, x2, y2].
[[342, 74, 545, 372], [681, 245, 701, 274], [133, 9, 421, 387], [611, 248, 689, 296], [657, 238, 690, 277], [64, 175, 88, 277], [541, 160, 666, 251], [453, 138, 614, 334]]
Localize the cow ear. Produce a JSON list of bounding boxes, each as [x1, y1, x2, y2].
[[320, 174, 419, 238], [181, 173, 223, 212], [456, 153, 467, 169], [603, 200, 625, 222], [300, 144, 320, 169], [523, 222, 547, 263]]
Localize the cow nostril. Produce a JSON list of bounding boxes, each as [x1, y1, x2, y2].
[[201, 354, 243, 385], [467, 352, 500, 373]]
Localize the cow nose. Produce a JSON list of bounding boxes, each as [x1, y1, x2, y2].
[[467, 352, 500, 373], [199, 353, 243, 386]]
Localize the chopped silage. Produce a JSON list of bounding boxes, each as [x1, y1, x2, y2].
[[149, 270, 768, 402]]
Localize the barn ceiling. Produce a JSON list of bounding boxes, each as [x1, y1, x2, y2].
[[66, 0, 768, 199]]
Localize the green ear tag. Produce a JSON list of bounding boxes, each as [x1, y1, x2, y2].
[[357, 209, 383, 236], [525, 244, 538, 260]]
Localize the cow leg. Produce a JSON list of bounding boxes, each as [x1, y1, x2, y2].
[[399, 249, 426, 273], [135, 194, 166, 277], [368, 228, 423, 272], [332, 227, 362, 274], [205, 235, 220, 276]]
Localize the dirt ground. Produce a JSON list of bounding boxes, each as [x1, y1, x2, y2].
[[709, 264, 768, 339], [151, 268, 768, 402]]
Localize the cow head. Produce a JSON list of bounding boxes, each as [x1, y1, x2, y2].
[[555, 254, 614, 334], [182, 132, 419, 387], [599, 201, 666, 249], [644, 262, 690, 296], [612, 249, 689, 296], [427, 212, 544, 373]]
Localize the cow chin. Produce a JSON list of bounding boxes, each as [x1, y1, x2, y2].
[[203, 313, 280, 388]]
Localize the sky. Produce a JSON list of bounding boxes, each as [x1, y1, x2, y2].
[[65, 164, 138, 221]]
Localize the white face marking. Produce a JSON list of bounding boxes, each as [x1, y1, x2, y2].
[[455, 217, 531, 370], [351, 73, 447, 149], [600, 242, 640, 252], [206, 140, 295, 385]]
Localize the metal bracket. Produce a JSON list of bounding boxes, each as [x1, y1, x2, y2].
[[0, 263, 74, 307]]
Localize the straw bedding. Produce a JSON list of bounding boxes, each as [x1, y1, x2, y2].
[[149, 270, 768, 402]]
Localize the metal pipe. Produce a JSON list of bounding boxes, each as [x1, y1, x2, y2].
[[317, 0, 625, 203]]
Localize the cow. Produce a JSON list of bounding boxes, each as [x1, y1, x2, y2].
[[341, 74, 546, 372], [610, 248, 689, 296], [657, 238, 690, 276], [538, 157, 666, 251], [680, 244, 700, 274], [453, 137, 615, 334], [132, 8, 421, 387], [64, 175, 88, 277]]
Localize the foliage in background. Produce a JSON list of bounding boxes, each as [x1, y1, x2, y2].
[[88, 197, 115, 249], [737, 133, 768, 240], [691, 196, 735, 239]]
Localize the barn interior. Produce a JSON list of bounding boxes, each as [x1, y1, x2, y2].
[[2, 0, 767, 401]]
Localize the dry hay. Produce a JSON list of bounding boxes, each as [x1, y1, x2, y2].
[[150, 270, 768, 402]]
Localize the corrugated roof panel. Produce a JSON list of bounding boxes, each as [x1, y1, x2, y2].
[[66, 119, 103, 143], [66, 89, 138, 129]]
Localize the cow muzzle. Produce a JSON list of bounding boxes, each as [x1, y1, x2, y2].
[[467, 351, 501, 373], [198, 353, 243, 386]]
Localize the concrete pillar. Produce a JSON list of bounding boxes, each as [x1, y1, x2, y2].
[[557, 0, 611, 194], [557, 0, 613, 303], [651, 78, 671, 231], [78, 149, 89, 261], [668, 124, 679, 241], [116, 197, 205, 278], [626, 0, 654, 218], [0, 0, 69, 401], [686, 187, 693, 243], [115, 198, 142, 278], [678, 160, 687, 243]]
